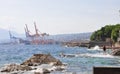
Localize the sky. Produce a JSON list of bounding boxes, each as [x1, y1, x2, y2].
[[0, 0, 120, 35]]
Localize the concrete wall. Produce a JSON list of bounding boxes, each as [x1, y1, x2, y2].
[[89, 41, 112, 47], [94, 67, 120, 74]]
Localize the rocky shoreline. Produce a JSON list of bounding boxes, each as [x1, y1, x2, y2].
[[0, 54, 66, 74]]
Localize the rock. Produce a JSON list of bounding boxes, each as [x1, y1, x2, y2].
[[0, 64, 32, 72], [64, 72, 76, 74], [50, 66, 65, 71], [10, 71, 25, 74], [31, 64, 66, 72], [0, 54, 65, 74], [21, 54, 62, 66], [112, 49, 120, 56], [34, 68, 50, 74]]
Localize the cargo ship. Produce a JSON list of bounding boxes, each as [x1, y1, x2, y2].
[[8, 22, 55, 45], [22, 22, 55, 44]]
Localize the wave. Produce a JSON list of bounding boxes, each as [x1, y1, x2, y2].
[[60, 53, 114, 58], [76, 53, 114, 58], [88, 45, 102, 51]]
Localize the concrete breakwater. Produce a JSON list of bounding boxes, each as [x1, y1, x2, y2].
[[63, 41, 112, 48], [0, 53, 66, 74], [62, 41, 120, 56]]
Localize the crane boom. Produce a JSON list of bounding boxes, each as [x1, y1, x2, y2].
[[34, 22, 39, 36]]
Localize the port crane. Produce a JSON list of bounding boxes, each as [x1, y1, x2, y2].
[[24, 22, 51, 44]]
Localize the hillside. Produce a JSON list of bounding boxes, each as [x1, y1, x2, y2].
[[50, 32, 92, 42], [90, 24, 120, 42], [0, 28, 92, 43], [0, 28, 10, 40], [0, 28, 25, 40]]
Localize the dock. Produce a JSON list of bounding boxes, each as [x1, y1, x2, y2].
[[93, 66, 120, 74]]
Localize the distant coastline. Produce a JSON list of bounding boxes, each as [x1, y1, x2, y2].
[[0, 29, 92, 45]]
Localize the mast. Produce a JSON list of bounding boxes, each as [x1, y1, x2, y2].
[[34, 22, 39, 36], [25, 24, 30, 37], [25, 24, 29, 33], [9, 30, 12, 39], [24, 27, 27, 37]]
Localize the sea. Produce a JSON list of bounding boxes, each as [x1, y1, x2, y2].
[[0, 44, 120, 74]]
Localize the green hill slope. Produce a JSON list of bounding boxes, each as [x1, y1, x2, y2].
[[90, 24, 120, 42]]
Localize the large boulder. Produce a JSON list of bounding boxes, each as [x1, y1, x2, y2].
[[112, 49, 120, 56], [21, 54, 63, 66], [0, 63, 32, 72]]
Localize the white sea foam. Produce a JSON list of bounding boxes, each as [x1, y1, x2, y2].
[[94, 45, 100, 50], [76, 53, 114, 58], [62, 53, 115, 58], [88, 45, 102, 51]]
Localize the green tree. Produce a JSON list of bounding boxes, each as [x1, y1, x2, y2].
[[90, 24, 120, 42], [111, 24, 120, 42]]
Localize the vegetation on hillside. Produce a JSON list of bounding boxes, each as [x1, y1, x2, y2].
[[90, 24, 120, 42]]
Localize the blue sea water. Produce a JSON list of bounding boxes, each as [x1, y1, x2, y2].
[[0, 44, 120, 74]]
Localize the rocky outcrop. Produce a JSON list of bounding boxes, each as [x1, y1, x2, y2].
[[112, 49, 120, 56], [0, 63, 32, 72], [21, 54, 62, 66], [0, 53, 65, 74]]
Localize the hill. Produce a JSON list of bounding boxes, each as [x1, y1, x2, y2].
[[50, 32, 92, 42], [0, 28, 24, 42], [90, 24, 120, 42], [0, 28, 92, 43]]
